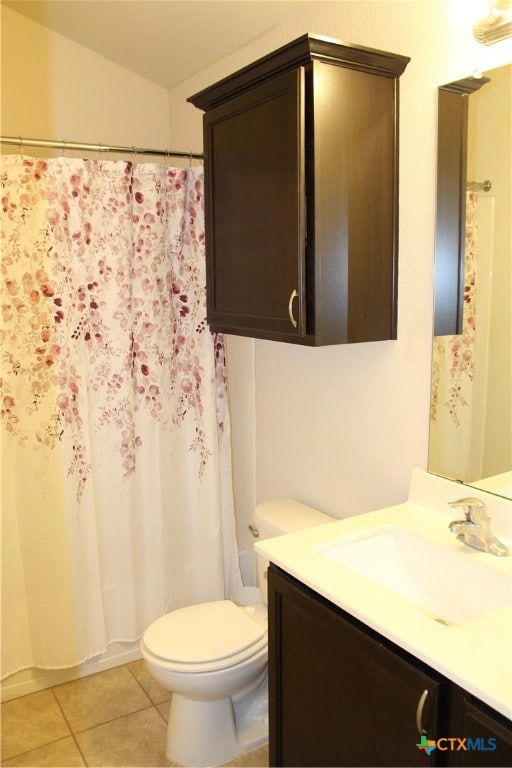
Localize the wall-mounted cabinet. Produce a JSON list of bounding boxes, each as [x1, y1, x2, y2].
[[189, 35, 409, 345]]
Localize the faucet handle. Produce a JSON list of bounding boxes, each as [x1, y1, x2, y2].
[[448, 497, 486, 524], [448, 498, 509, 557]]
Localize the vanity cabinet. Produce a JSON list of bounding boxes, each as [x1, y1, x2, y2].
[[268, 564, 512, 767], [188, 35, 410, 345]]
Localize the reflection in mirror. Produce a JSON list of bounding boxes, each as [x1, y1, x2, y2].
[[429, 64, 511, 499]]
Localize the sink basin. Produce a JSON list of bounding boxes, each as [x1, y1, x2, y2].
[[316, 526, 512, 625]]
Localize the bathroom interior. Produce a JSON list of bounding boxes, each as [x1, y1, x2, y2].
[[1, 1, 511, 767]]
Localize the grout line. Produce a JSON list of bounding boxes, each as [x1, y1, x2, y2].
[[154, 701, 169, 724], [72, 702, 158, 735], [125, 659, 151, 697], [125, 659, 170, 708], [51, 687, 89, 766], [0, 736, 82, 766]]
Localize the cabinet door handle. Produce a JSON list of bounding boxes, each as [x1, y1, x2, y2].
[[288, 289, 298, 328], [416, 689, 429, 735]]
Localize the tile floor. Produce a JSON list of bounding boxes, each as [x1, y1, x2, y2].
[[0, 661, 269, 767]]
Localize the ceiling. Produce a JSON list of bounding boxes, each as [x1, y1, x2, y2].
[[2, 0, 324, 90]]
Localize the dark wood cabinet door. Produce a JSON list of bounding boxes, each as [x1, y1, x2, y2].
[[446, 688, 512, 766], [268, 566, 446, 767], [203, 69, 306, 340]]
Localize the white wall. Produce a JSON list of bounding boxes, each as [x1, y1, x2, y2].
[[169, 1, 512, 553], [1, 4, 170, 152]]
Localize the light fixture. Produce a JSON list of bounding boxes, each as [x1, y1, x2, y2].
[[473, 0, 512, 44]]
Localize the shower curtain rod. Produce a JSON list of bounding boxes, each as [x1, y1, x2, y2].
[[0, 135, 204, 160], [467, 179, 492, 191]]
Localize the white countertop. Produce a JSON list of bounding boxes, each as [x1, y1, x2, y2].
[[255, 469, 512, 720]]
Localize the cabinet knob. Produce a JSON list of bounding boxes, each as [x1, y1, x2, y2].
[[288, 289, 298, 328]]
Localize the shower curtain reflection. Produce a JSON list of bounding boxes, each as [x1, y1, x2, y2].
[[429, 191, 492, 482], [1, 155, 241, 681]]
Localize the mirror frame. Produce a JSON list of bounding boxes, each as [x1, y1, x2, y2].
[[433, 75, 489, 336]]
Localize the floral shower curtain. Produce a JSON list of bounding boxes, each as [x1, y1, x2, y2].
[[429, 190, 479, 481], [1, 155, 241, 677]]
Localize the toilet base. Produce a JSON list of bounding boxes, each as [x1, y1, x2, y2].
[[166, 673, 268, 767]]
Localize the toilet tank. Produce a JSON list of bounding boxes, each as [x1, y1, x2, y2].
[[252, 498, 334, 603]]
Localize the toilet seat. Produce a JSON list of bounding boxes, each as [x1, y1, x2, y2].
[[142, 600, 267, 673]]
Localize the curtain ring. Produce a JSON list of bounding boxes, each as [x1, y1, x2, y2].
[[188, 151, 192, 168], [62, 139, 67, 158], [18, 136, 24, 157]]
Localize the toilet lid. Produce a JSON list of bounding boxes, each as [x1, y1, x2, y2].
[[143, 600, 266, 664]]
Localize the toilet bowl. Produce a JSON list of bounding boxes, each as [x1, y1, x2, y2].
[[141, 600, 268, 766], [140, 498, 334, 767]]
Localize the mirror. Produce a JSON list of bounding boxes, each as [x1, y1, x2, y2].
[[429, 63, 511, 499]]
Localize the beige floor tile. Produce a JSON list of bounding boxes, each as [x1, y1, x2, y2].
[[0, 689, 70, 760], [127, 659, 171, 704], [52, 665, 151, 732], [75, 706, 170, 767], [221, 743, 269, 767], [1, 735, 85, 767]]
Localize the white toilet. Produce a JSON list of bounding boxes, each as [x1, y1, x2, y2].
[[140, 498, 334, 767]]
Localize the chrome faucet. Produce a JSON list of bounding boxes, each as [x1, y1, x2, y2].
[[448, 497, 510, 557]]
